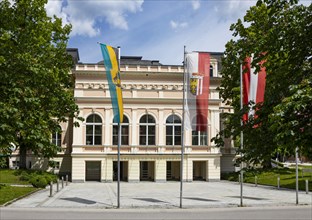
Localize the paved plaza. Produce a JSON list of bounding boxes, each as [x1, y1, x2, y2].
[[7, 181, 312, 209]]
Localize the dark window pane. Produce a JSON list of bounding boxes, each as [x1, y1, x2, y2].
[[174, 126, 181, 135], [94, 125, 102, 134], [140, 136, 146, 145], [147, 115, 155, 123], [148, 136, 155, 145], [148, 126, 155, 134], [140, 125, 146, 135], [166, 136, 173, 145], [173, 116, 181, 123], [166, 126, 173, 135], [140, 115, 147, 123], [86, 114, 102, 123], [166, 115, 174, 123], [113, 136, 118, 145], [86, 125, 93, 135], [94, 115, 102, 123], [86, 136, 93, 145], [121, 136, 129, 145], [122, 126, 129, 135], [175, 136, 181, 145], [94, 136, 102, 145], [113, 126, 118, 135]]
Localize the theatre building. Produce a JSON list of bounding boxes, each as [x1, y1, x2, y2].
[[9, 49, 235, 182]]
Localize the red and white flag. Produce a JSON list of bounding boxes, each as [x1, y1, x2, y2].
[[185, 52, 210, 131], [242, 56, 266, 121]]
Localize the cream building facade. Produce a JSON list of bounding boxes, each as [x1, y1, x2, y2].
[[9, 49, 235, 182]]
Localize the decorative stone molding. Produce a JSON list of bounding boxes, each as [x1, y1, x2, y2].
[[76, 83, 183, 91]]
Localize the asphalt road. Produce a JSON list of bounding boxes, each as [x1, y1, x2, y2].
[[1, 206, 312, 220]]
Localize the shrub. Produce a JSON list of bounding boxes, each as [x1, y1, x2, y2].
[[19, 171, 32, 181], [30, 176, 48, 188]]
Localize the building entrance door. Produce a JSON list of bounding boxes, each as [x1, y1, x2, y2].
[[166, 161, 180, 181], [85, 161, 101, 181], [113, 161, 128, 181], [193, 161, 207, 181], [140, 161, 155, 181]]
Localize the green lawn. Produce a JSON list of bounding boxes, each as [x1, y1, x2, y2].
[[0, 169, 57, 206], [0, 169, 30, 185], [222, 167, 312, 191], [0, 184, 38, 205]]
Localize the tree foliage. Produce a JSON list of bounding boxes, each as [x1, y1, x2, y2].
[[0, 0, 81, 167], [214, 0, 312, 165]]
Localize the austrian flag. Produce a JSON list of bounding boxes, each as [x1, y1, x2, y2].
[[242, 57, 266, 121], [185, 52, 210, 131]]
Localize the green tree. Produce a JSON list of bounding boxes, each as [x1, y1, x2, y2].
[[214, 0, 312, 166], [0, 0, 82, 168]]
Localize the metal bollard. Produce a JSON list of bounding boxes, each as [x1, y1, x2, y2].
[[49, 181, 53, 197], [306, 180, 309, 194], [61, 176, 64, 188], [255, 176, 258, 187], [66, 175, 68, 186], [277, 176, 280, 190], [56, 179, 59, 192]]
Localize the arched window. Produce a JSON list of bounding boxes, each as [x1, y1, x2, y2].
[[86, 114, 102, 145], [52, 126, 62, 147], [112, 116, 129, 145], [139, 114, 156, 145], [210, 65, 213, 77], [166, 114, 181, 145], [192, 117, 208, 146]]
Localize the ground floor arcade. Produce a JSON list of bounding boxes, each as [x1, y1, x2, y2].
[[71, 154, 221, 183]]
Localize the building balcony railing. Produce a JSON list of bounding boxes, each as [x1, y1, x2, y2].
[[72, 145, 221, 154]]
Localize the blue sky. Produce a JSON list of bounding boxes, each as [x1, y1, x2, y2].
[[45, 0, 310, 65]]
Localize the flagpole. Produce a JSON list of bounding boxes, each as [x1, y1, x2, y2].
[[240, 63, 244, 207], [295, 146, 299, 204], [117, 46, 121, 209], [180, 45, 186, 208]]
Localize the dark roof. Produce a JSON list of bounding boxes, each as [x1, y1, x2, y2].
[[97, 56, 162, 66], [67, 48, 80, 64]]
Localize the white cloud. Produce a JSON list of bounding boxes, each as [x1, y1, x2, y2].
[[170, 20, 188, 30], [46, 0, 144, 37], [213, 0, 254, 20], [192, 0, 201, 10]]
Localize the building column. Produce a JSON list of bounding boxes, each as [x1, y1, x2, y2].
[[104, 108, 111, 146], [72, 157, 85, 183], [158, 109, 164, 146], [102, 157, 113, 182], [131, 109, 137, 146], [128, 159, 139, 182], [207, 157, 221, 181], [210, 109, 220, 145], [155, 159, 166, 182]]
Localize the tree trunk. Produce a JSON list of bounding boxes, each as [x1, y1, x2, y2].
[[19, 142, 27, 169]]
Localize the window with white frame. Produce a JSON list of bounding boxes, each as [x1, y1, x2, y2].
[[86, 114, 102, 145], [192, 130, 208, 145], [192, 117, 208, 145], [139, 114, 156, 145], [52, 126, 62, 147], [210, 65, 213, 77], [112, 116, 129, 145], [166, 114, 182, 145]]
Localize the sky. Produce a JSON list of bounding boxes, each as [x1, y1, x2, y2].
[[45, 0, 311, 65]]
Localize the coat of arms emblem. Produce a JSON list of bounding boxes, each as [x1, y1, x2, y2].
[[189, 72, 204, 96]]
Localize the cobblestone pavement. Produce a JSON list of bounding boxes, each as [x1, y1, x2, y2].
[[8, 181, 312, 209]]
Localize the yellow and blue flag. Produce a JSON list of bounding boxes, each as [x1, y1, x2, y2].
[[100, 43, 123, 123]]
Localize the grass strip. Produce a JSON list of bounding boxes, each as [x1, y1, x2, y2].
[[0, 185, 38, 205]]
